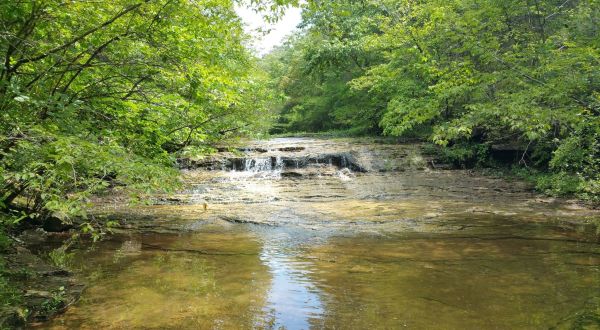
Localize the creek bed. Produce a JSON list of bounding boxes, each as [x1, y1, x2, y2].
[[35, 138, 600, 329]]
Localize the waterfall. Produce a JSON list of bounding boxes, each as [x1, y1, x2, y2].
[[275, 156, 284, 171], [244, 158, 272, 172], [231, 156, 286, 178]]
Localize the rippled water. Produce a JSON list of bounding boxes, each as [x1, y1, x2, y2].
[[36, 138, 600, 329]]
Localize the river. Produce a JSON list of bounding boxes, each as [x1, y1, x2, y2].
[[36, 138, 600, 329]]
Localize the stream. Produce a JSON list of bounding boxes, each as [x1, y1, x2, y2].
[[36, 138, 600, 329]]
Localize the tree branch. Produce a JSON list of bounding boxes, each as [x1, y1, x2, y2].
[[60, 32, 131, 94], [121, 74, 151, 100], [9, 1, 149, 73]]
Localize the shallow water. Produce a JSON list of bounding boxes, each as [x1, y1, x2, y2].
[[37, 138, 600, 329]]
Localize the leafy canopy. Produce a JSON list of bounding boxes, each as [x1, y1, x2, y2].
[[0, 0, 283, 230], [264, 0, 599, 199]]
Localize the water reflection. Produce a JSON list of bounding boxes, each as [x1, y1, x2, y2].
[[39, 228, 273, 329], [305, 232, 600, 329], [37, 221, 600, 329], [259, 230, 324, 329]]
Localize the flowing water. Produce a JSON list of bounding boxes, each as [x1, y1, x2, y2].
[[35, 138, 599, 329]]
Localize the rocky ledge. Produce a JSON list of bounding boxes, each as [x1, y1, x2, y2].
[[179, 151, 367, 172]]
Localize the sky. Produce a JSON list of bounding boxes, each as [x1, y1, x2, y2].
[[234, 4, 303, 56]]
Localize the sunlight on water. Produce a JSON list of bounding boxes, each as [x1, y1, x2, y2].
[[260, 232, 324, 329]]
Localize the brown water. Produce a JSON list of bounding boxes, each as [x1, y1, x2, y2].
[[36, 138, 600, 329]]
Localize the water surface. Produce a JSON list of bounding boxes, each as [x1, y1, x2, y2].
[[37, 138, 600, 329]]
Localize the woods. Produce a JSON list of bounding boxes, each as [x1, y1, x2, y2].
[[0, 0, 280, 232], [265, 0, 599, 200], [1, 1, 599, 327], [1, 0, 597, 236]]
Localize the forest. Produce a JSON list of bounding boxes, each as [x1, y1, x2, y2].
[[0, 0, 599, 327], [263, 0, 599, 200], [1, 0, 598, 233]]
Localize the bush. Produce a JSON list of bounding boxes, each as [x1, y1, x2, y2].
[[0, 260, 20, 308], [0, 232, 10, 253], [423, 142, 490, 168]]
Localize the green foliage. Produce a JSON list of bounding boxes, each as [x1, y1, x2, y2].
[[272, 127, 371, 138], [484, 166, 599, 203], [265, 0, 599, 201], [0, 261, 21, 308], [424, 142, 491, 168], [0, 213, 13, 253], [0, 231, 10, 253], [0, 218, 23, 310], [48, 245, 74, 270], [39, 287, 66, 314], [536, 172, 585, 195], [0, 1, 281, 225], [262, 2, 387, 134]]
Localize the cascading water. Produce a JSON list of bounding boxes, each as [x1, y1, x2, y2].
[[275, 156, 284, 169], [244, 158, 273, 172], [228, 155, 287, 182], [181, 141, 366, 183], [234, 153, 357, 180]]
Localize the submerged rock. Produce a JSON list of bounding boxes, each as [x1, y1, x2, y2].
[[42, 217, 73, 232], [280, 171, 304, 178]]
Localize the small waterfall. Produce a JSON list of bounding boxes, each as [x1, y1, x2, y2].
[[212, 147, 365, 179], [275, 156, 284, 170], [245, 158, 273, 172], [336, 168, 354, 181], [229, 156, 286, 179], [340, 155, 348, 168]]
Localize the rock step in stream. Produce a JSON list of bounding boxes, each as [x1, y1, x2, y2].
[[178, 152, 367, 173]]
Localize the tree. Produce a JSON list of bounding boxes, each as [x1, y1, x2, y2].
[[0, 0, 278, 231], [266, 0, 599, 200], [263, 1, 386, 134]]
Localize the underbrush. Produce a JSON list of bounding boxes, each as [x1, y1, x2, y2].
[[0, 261, 21, 309], [271, 127, 373, 138], [422, 142, 491, 168], [0, 228, 20, 309], [423, 143, 599, 206], [504, 168, 599, 205]]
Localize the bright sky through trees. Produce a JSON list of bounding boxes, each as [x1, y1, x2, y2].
[[235, 4, 302, 55]]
